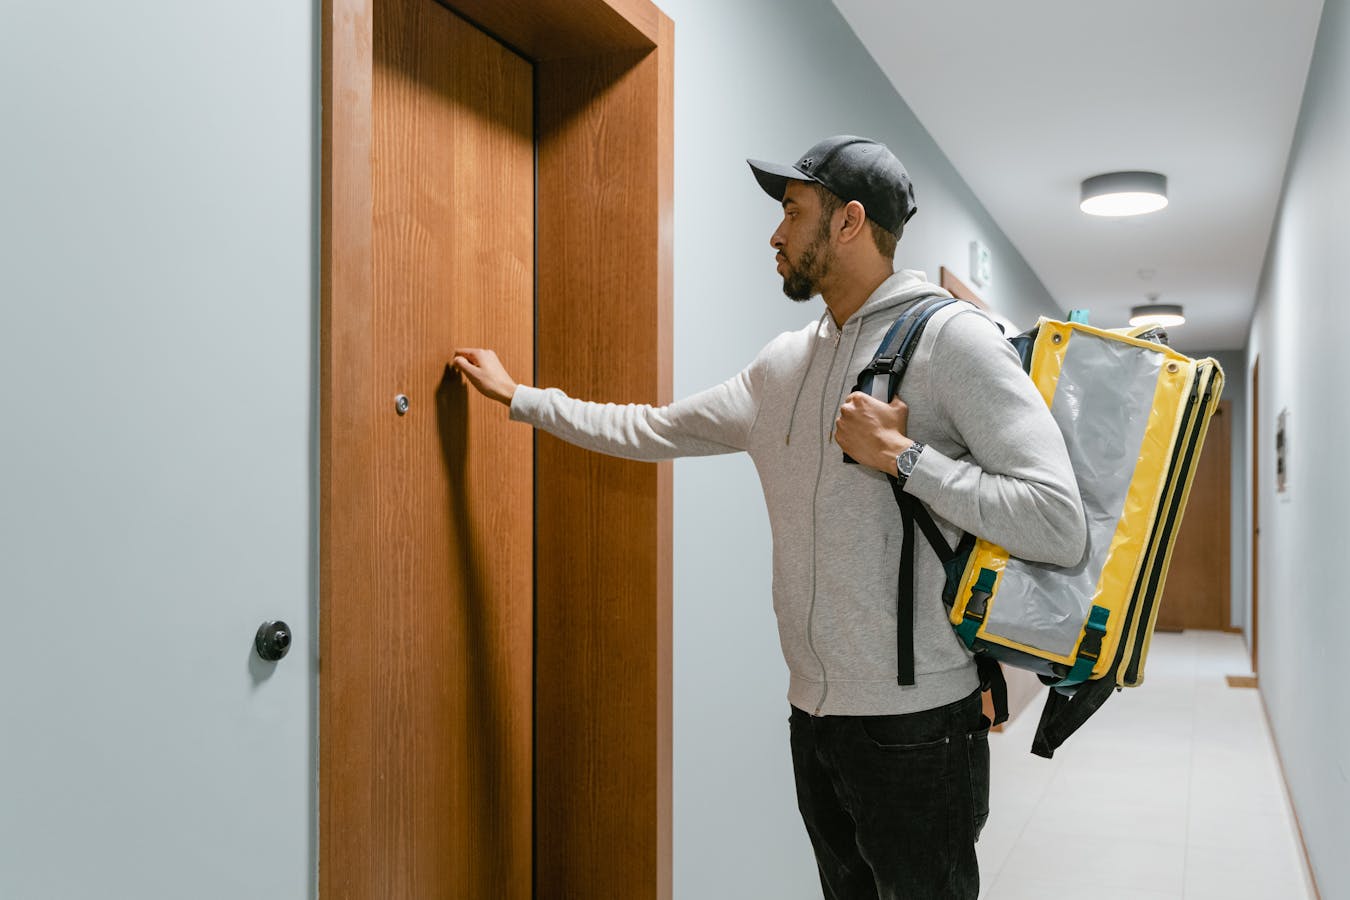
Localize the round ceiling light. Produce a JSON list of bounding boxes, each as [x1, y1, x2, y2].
[[1129, 301, 1185, 328], [1080, 171, 1168, 217]]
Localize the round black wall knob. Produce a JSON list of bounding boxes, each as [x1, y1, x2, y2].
[[255, 621, 292, 662]]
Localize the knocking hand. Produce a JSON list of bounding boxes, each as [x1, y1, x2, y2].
[[452, 348, 519, 406], [834, 392, 915, 474]]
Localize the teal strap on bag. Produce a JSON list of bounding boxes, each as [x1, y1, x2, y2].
[[955, 568, 998, 647], [1057, 605, 1111, 687]]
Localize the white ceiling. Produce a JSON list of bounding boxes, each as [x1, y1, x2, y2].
[[833, 0, 1325, 353]]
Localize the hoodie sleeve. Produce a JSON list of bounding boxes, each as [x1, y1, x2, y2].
[[902, 310, 1087, 566], [508, 357, 763, 462]]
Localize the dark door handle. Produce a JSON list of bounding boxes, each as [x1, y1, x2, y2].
[[255, 621, 292, 661]]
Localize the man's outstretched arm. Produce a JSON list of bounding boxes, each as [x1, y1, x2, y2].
[[451, 346, 760, 462]]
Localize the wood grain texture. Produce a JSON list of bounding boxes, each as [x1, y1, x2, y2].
[[534, 16, 673, 898], [321, 0, 378, 895], [325, 0, 673, 897], [437, 0, 657, 59], [371, 2, 534, 896], [1156, 400, 1232, 631], [324, 0, 534, 896], [654, 14, 674, 900]]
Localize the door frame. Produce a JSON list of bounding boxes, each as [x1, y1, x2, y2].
[[1154, 398, 1233, 632], [938, 265, 992, 311], [320, 1, 674, 896], [1251, 355, 1260, 672]]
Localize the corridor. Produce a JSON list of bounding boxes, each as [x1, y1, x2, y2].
[[980, 631, 1315, 898]]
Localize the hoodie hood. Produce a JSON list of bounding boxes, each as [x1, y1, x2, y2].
[[847, 269, 950, 327]]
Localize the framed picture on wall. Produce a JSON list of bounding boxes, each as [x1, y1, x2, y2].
[[1276, 407, 1289, 494]]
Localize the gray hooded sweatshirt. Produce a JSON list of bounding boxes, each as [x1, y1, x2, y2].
[[510, 270, 1086, 717]]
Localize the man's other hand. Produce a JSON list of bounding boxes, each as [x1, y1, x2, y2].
[[452, 348, 519, 406], [835, 392, 914, 475]]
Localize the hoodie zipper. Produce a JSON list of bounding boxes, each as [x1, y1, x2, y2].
[[806, 318, 845, 715], [794, 280, 934, 715]]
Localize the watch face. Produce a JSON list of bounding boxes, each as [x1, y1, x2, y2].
[[899, 443, 923, 476]]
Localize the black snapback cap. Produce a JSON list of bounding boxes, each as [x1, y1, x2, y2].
[[747, 135, 918, 234]]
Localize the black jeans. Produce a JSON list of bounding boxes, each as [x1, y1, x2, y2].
[[788, 689, 990, 900]]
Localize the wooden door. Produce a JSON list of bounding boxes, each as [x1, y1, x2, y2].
[[324, 0, 674, 896], [330, 1, 534, 896], [1156, 400, 1233, 631]]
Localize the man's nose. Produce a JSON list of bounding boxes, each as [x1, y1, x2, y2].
[[769, 225, 785, 249]]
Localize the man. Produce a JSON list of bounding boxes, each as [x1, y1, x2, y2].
[[453, 135, 1085, 899]]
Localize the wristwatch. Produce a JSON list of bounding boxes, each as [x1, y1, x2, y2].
[[895, 441, 926, 485]]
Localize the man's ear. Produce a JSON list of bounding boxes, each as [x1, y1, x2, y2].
[[839, 199, 868, 243]]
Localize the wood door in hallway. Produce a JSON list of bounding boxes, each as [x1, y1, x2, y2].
[[325, 0, 674, 895], [1156, 400, 1232, 631], [338, 3, 534, 896]]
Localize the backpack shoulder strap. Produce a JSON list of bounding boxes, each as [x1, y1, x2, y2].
[[852, 295, 960, 401], [848, 295, 964, 687]]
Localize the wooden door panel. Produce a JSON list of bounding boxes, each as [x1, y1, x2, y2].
[[1157, 400, 1232, 631], [370, 1, 533, 896], [326, 0, 674, 896]]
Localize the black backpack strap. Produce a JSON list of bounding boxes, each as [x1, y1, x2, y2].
[[891, 486, 1006, 724], [909, 493, 956, 560], [896, 496, 918, 685], [1030, 678, 1118, 758], [845, 295, 957, 469], [850, 295, 959, 686], [977, 656, 1008, 727], [851, 295, 959, 404], [890, 488, 962, 687]]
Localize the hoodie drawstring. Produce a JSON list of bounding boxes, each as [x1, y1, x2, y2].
[[785, 310, 831, 445]]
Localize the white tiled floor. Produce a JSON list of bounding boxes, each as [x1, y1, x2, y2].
[[977, 631, 1317, 899]]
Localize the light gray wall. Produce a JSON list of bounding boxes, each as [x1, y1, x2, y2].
[[656, 1, 1061, 895], [1246, 0, 1350, 895], [0, 2, 318, 897], [0, 3, 1163, 897]]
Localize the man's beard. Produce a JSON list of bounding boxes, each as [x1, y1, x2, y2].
[[781, 235, 833, 302]]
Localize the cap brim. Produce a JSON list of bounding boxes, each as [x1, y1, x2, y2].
[[747, 158, 814, 202]]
